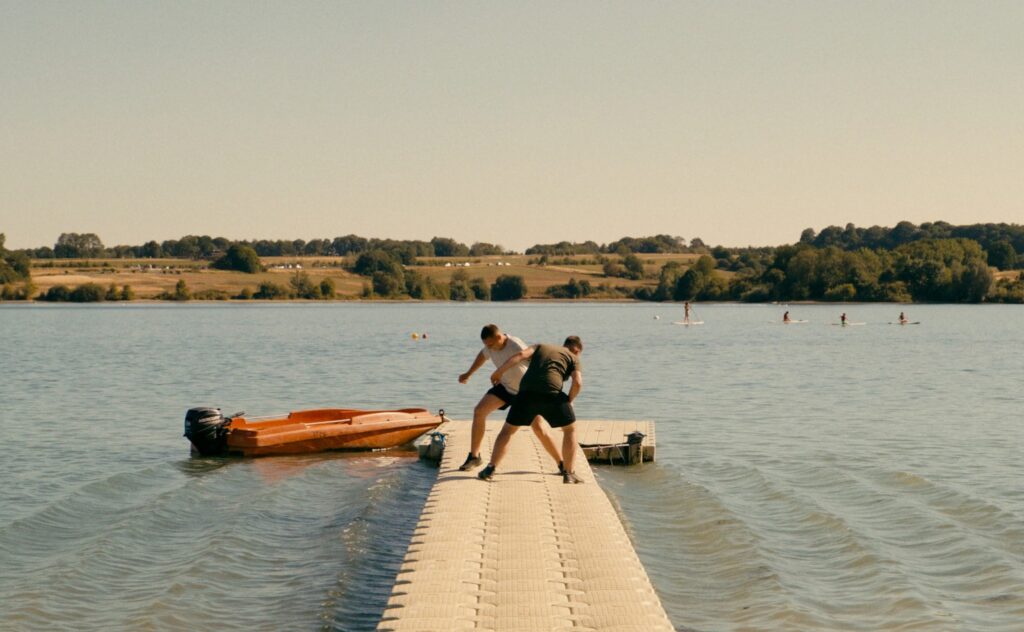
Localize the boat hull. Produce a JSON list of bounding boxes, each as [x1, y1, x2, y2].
[[205, 408, 443, 457]]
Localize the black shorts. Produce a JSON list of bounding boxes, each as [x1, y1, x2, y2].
[[486, 383, 516, 410], [506, 391, 576, 428]]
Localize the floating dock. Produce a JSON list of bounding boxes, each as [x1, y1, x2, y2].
[[576, 419, 656, 465], [378, 419, 672, 631]]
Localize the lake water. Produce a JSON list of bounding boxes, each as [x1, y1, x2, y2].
[[1, 302, 1022, 631]]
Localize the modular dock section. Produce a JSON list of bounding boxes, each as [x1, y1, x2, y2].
[[379, 419, 672, 631]]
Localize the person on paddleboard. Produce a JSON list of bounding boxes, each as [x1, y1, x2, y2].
[[841, 312, 847, 326], [457, 324, 563, 472], [899, 312, 908, 324], [684, 302, 691, 324], [783, 311, 790, 324]]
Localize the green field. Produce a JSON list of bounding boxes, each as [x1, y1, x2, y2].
[[29, 253, 705, 300]]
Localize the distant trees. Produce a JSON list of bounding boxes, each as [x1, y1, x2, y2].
[[469, 277, 490, 300], [431, 237, 470, 257], [212, 244, 262, 273], [892, 239, 991, 302], [526, 241, 602, 256], [372, 271, 405, 297], [634, 237, 996, 304], [448, 271, 491, 301], [448, 270, 475, 301], [606, 235, 686, 254], [469, 242, 505, 256], [354, 250, 403, 277], [602, 254, 645, 280], [403, 270, 445, 299], [38, 282, 134, 302], [529, 235, 689, 255], [39, 285, 72, 301], [332, 234, 369, 255], [798, 221, 1024, 268], [622, 254, 645, 280], [352, 249, 449, 299], [546, 278, 593, 299], [1, 233, 30, 283], [987, 241, 1017, 270], [319, 277, 336, 298], [289, 271, 322, 299], [989, 272, 1024, 303], [0, 234, 32, 300], [11, 224, 1024, 303], [254, 281, 289, 299], [674, 256, 718, 300], [491, 275, 527, 301], [54, 233, 105, 258], [171, 279, 191, 301]]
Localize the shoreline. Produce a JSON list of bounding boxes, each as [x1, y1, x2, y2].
[[6, 298, 1009, 307]]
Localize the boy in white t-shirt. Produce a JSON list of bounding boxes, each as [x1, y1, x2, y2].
[[457, 324, 563, 472]]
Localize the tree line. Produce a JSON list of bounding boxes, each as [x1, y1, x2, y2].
[[800, 221, 1024, 269], [525, 234, 701, 255], [4, 223, 1024, 303], [17, 233, 510, 260], [636, 238, 1022, 303], [0, 233, 34, 299], [11, 222, 1024, 267]]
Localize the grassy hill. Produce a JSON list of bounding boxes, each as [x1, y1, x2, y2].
[[28, 253, 704, 300]]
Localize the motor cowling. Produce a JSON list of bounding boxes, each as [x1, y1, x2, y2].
[[184, 407, 230, 456]]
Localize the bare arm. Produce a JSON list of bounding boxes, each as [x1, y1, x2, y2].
[[459, 351, 488, 384], [567, 369, 582, 403], [490, 345, 536, 385]]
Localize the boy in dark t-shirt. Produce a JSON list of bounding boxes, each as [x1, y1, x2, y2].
[[479, 336, 585, 484]]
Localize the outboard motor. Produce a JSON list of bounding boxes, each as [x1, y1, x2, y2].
[[184, 407, 231, 456]]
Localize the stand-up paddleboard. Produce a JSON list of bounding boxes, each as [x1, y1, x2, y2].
[[774, 319, 809, 324], [673, 320, 704, 326], [831, 322, 866, 326], [888, 321, 921, 325]]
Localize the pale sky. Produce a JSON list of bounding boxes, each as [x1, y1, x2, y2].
[[2, 1, 1023, 252]]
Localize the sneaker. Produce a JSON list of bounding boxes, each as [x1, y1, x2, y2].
[[562, 471, 583, 485], [558, 461, 566, 475], [459, 452, 483, 471], [478, 464, 496, 481]]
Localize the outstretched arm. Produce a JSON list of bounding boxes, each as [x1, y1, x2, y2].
[[459, 351, 488, 383], [567, 369, 583, 403], [490, 345, 536, 385]]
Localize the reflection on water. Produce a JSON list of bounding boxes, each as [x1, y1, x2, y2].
[[1, 303, 1023, 631]]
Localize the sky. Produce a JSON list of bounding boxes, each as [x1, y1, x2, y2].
[[2, 1, 1023, 252]]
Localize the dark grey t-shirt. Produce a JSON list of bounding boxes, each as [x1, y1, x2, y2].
[[519, 344, 581, 395]]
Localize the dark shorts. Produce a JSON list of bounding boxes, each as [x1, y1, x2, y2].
[[485, 383, 516, 410], [506, 391, 576, 428]]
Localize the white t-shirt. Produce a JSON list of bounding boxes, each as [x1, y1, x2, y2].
[[481, 335, 529, 394]]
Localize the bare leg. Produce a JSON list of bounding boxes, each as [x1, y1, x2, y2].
[[488, 422, 522, 468], [560, 424, 578, 473], [530, 417, 563, 466], [470, 394, 506, 457]]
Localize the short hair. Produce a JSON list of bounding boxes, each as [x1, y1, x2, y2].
[[480, 324, 501, 340], [563, 335, 583, 351]]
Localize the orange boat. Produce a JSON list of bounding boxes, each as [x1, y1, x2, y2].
[[184, 407, 445, 457]]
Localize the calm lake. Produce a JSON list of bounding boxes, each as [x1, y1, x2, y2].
[[1, 302, 1022, 631]]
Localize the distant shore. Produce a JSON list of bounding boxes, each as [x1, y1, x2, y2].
[[5, 252, 1022, 304]]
